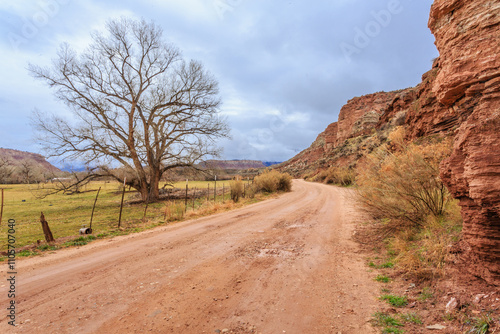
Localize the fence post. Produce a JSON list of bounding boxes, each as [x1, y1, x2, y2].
[[185, 179, 188, 212], [192, 187, 196, 210], [89, 187, 101, 232], [0, 188, 4, 225], [40, 212, 55, 243], [118, 178, 126, 228], [214, 175, 217, 203]]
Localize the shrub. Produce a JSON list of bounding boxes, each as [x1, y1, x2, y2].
[[230, 177, 244, 202], [277, 172, 292, 192], [357, 128, 453, 228], [245, 184, 256, 198], [322, 166, 355, 186], [254, 170, 292, 193]]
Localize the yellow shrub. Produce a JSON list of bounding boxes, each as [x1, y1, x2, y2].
[[230, 176, 244, 202], [357, 129, 452, 227], [254, 170, 292, 193]]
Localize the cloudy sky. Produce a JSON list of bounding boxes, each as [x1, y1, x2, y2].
[[0, 0, 438, 166]]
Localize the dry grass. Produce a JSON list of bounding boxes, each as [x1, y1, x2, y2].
[[388, 200, 462, 280], [163, 201, 185, 221], [254, 170, 292, 193]]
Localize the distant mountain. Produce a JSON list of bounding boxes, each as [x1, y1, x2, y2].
[[0, 148, 61, 174], [262, 161, 282, 167], [59, 163, 87, 173]]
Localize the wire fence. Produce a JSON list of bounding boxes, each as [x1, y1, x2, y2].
[[0, 179, 253, 252]]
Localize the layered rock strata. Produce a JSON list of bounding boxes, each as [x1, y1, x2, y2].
[[430, 0, 500, 282]]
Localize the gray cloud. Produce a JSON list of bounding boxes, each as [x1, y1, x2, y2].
[[0, 0, 438, 163]]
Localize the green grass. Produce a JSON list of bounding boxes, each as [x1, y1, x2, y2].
[[467, 314, 493, 334], [0, 180, 261, 252], [373, 311, 424, 334], [379, 261, 395, 268], [418, 287, 434, 301], [17, 249, 38, 257], [368, 259, 395, 269], [373, 312, 403, 327], [400, 312, 422, 324], [373, 312, 404, 334], [37, 244, 59, 251], [63, 235, 96, 247], [380, 294, 409, 307], [375, 275, 391, 283]]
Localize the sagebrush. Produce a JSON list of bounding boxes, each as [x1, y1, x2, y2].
[[254, 170, 292, 193], [357, 127, 452, 227]]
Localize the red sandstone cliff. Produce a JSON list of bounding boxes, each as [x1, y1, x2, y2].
[[281, 90, 405, 175], [337, 91, 399, 143], [430, 0, 500, 282]]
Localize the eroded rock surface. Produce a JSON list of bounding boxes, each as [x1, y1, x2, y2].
[[430, 0, 500, 283]]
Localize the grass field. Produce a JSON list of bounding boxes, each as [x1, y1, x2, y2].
[[0, 179, 256, 254]]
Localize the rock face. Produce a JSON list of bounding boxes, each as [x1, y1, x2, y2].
[[281, 90, 404, 175], [337, 92, 399, 143], [430, 0, 500, 282], [280, 122, 337, 175]]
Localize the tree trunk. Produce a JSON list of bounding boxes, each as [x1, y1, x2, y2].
[[137, 177, 150, 203], [146, 167, 161, 202]]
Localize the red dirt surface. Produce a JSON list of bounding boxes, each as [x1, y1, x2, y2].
[[0, 180, 381, 333]]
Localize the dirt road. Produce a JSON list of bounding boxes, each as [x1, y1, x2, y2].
[[1, 180, 381, 333]]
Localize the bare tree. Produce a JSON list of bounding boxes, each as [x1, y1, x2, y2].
[[0, 157, 14, 184], [29, 18, 229, 201], [19, 160, 35, 184]]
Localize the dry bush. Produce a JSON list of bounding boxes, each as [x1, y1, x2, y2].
[[356, 127, 461, 281], [245, 183, 256, 198], [164, 201, 185, 221], [255, 170, 278, 192], [389, 200, 462, 280], [324, 166, 355, 186], [230, 177, 244, 202], [310, 169, 328, 183], [277, 172, 292, 192], [254, 170, 292, 193], [310, 166, 354, 187], [357, 129, 452, 228]]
